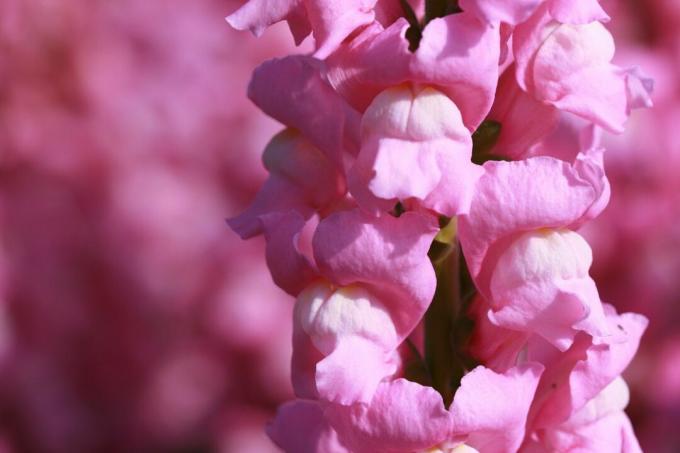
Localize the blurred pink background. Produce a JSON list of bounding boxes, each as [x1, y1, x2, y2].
[[0, 0, 677, 452]]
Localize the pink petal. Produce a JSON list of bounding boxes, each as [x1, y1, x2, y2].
[[295, 283, 400, 404], [458, 0, 543, 25], [350, 84, 478, 216], [548, 0, 610, 25], [468, 295, 531, 372], [227, 130, 345, 239], [248, 56, 361, 165], [451, 364, 544, 452], [514, 9, 628, 132], [459, 155, 609, 299], [488, 67, 559, 161], [306, 1, 379, 58], [622, 66, 654, 112], [260, 211, 318, 296], [313, 209, 438, 337], [267, 400, 349, 453], [327, 379, 454, 452], [528, 305, 648, 429], [488, 229, 608, 349], [226, 0, 311, 44], [315, 337, 399, 405]]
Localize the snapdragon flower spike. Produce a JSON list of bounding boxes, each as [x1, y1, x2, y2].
[[227, 130, 346, 239], [274, 208, 437, 405], [350, 84, 482, 216], [458, 154, 610, 350], [523, 378, 642, 453], [326, 10, 500, 130], [513, 4, 652, 133]]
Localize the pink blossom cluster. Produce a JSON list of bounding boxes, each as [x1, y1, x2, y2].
[[0, 0, 297, 451], [228, 0, 653, 452]]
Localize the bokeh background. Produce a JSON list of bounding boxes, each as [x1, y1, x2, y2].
[[0, 0, 677, 452]]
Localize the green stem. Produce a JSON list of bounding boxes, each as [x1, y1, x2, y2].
[[425, 237, 462, 406], [423, 218, 479, 404]]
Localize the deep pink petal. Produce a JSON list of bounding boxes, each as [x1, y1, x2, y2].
[[248, 56, 361, 165], [267, 400, 349, 453]]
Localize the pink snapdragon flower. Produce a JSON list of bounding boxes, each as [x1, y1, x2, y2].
[[459, 154, 610, 349], [326, 10, 501, 129], [513, 3, 652, 133], [262, 209, 438, 404], [350, 84, 482, 216], [523, 377, 642, 453]]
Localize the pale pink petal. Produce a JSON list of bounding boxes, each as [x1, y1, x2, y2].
[[459, 0, 543, 25], [514, 8, 630, 133], [228, 176, 314, 239], [530, 379, 641, 453], [306, 1, 378, 58], [451, 364, 544, 452], [315, 336, 399, 405], [528, 305, 648, 429], [467, 295, 531, 372], [350, 84, 479, 216], [622, 66, 654, 111], [548, 0, 610, 25], [327, 379, 454, 452], [459, 155, 608, 298], [226, 0, 311, 44], [488, 229, 608, 349], [295, 283, 400, 404]]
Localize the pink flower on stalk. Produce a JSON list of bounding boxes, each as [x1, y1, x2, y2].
[[228, 130, 346, 239], [326, 10, 501, 130], [261, 208, 438, 405], [270, 364, 543, 453], [350, 84, 482, 216], [228, 56, 358, 239], [459, 153, 610, 350], [513, 3, 652, 133], [468, 297, 647, 439], [523, 378, 642, 453]]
